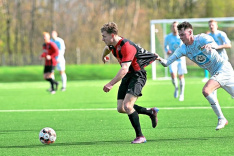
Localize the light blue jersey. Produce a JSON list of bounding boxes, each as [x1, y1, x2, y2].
[[167, 33, 226, 75], [164, 32, 187, 75], [164, 33, 182, 52], [208, 30, 231, 61], [164, 33, 183, 59], [51, 37, 66, 71]]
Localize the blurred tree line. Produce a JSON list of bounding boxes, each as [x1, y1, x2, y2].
[[0, 0, 233, 65]]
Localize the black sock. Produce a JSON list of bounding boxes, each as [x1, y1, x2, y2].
[[46, 78, 54, 91], [134, 104, 153, 116], [53, 79, 58, 84], [128, 111, 143, 137]]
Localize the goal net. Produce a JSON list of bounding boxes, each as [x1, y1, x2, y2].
[[150, 17, 234, 80]]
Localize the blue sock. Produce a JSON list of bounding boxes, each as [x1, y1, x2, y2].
[[205, 70, 209, 78]]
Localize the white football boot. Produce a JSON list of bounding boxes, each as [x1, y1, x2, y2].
[[179, 95, 184, 101], [216, 118, 228, 130]]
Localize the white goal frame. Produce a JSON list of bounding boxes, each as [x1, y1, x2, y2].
[[150, 17, 234, 80]]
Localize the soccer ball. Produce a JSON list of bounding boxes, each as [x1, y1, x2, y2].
[[39, 127, 56, 144]]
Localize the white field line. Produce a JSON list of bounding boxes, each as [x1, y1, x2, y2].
[[1, 106, 234, 112], [0, 80, 205, 89]]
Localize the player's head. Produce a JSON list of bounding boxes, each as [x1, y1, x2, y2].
[[101, 22, 118, 45], [51, 31, 58, 39], [43, 32, 50, 43], [177, 21, 193, 45], [171, 21, 178, 34], [208, 19, 218, 33], [101, 22, 118, 35]]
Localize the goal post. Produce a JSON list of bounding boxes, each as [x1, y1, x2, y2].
[[150, 17, 234, 80]]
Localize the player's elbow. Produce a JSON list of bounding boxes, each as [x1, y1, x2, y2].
[[121, 67, 129, 75]]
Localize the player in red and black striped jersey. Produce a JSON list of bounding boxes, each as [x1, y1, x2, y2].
[[101, 22, 159, 144], [40, 32, 59, 94]]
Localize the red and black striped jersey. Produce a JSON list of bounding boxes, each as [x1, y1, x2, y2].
[[108, 38, 157, 72], [41, 42, 59, 66]]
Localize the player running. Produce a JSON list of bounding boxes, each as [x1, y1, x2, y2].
[[101, 22, 159, 144], [164, 21, 187, 101], [157, 21, 234, 131]]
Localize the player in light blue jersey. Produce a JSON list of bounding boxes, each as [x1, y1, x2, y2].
[[157, 21, 234, 131], [208, 19, 232, 60], [203, 20, 232, 82], [51, 31, 67, 91], [164, 22, 187, 101]]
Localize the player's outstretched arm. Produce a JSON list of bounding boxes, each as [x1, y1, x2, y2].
[[156, 52, 179, 67], [157, 56, 168, 67], [216, 43, 232, 50]]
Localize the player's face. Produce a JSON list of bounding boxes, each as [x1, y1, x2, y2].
[[209, 22, 218, 33], [102, 31, 114, 45], [171, 23, 178, 34], [51, 31, 57, 39], [178, 28, 192, 45], [44, 34, 50, 43]]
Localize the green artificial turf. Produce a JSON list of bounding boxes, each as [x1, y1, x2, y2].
[[0, 78, 234, 155]]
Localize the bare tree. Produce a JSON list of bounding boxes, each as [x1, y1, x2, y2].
[[29, 0, 36, 64], [50, 0, 55, 31], [14, 0, 22, 65], [130, 0, 140, 37], [3, 0, 13, 65], [0, 0, 232, 65]]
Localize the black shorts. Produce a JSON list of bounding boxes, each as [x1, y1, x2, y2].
[[44, 66, 55, 73], [117, 70, 147, 100]]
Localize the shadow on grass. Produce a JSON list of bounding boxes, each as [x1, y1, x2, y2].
[[147, 135, 234, 142], [0, 136, 233, 149], [0, 140, 130, 149]]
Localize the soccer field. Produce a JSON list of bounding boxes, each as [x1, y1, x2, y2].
[[0, 78, 234, 155]]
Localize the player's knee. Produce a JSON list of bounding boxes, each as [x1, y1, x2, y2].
[[202, 88, 209, 97], [124, 104, 133, 114], [117, 106, 125, 113]]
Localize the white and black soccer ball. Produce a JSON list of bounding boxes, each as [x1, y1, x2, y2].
[[39, 127, 56, 144]]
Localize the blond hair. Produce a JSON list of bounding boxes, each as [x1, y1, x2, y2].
[[43, 32, 50, 37], [208, 19, 217, 24]]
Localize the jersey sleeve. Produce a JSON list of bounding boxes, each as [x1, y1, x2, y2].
[[41, 52, 46, 58], [166, 45, 185, 65], [120, 42, 136, 63], [41, 43, 47, 57], [220, 31, 231, 44]]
